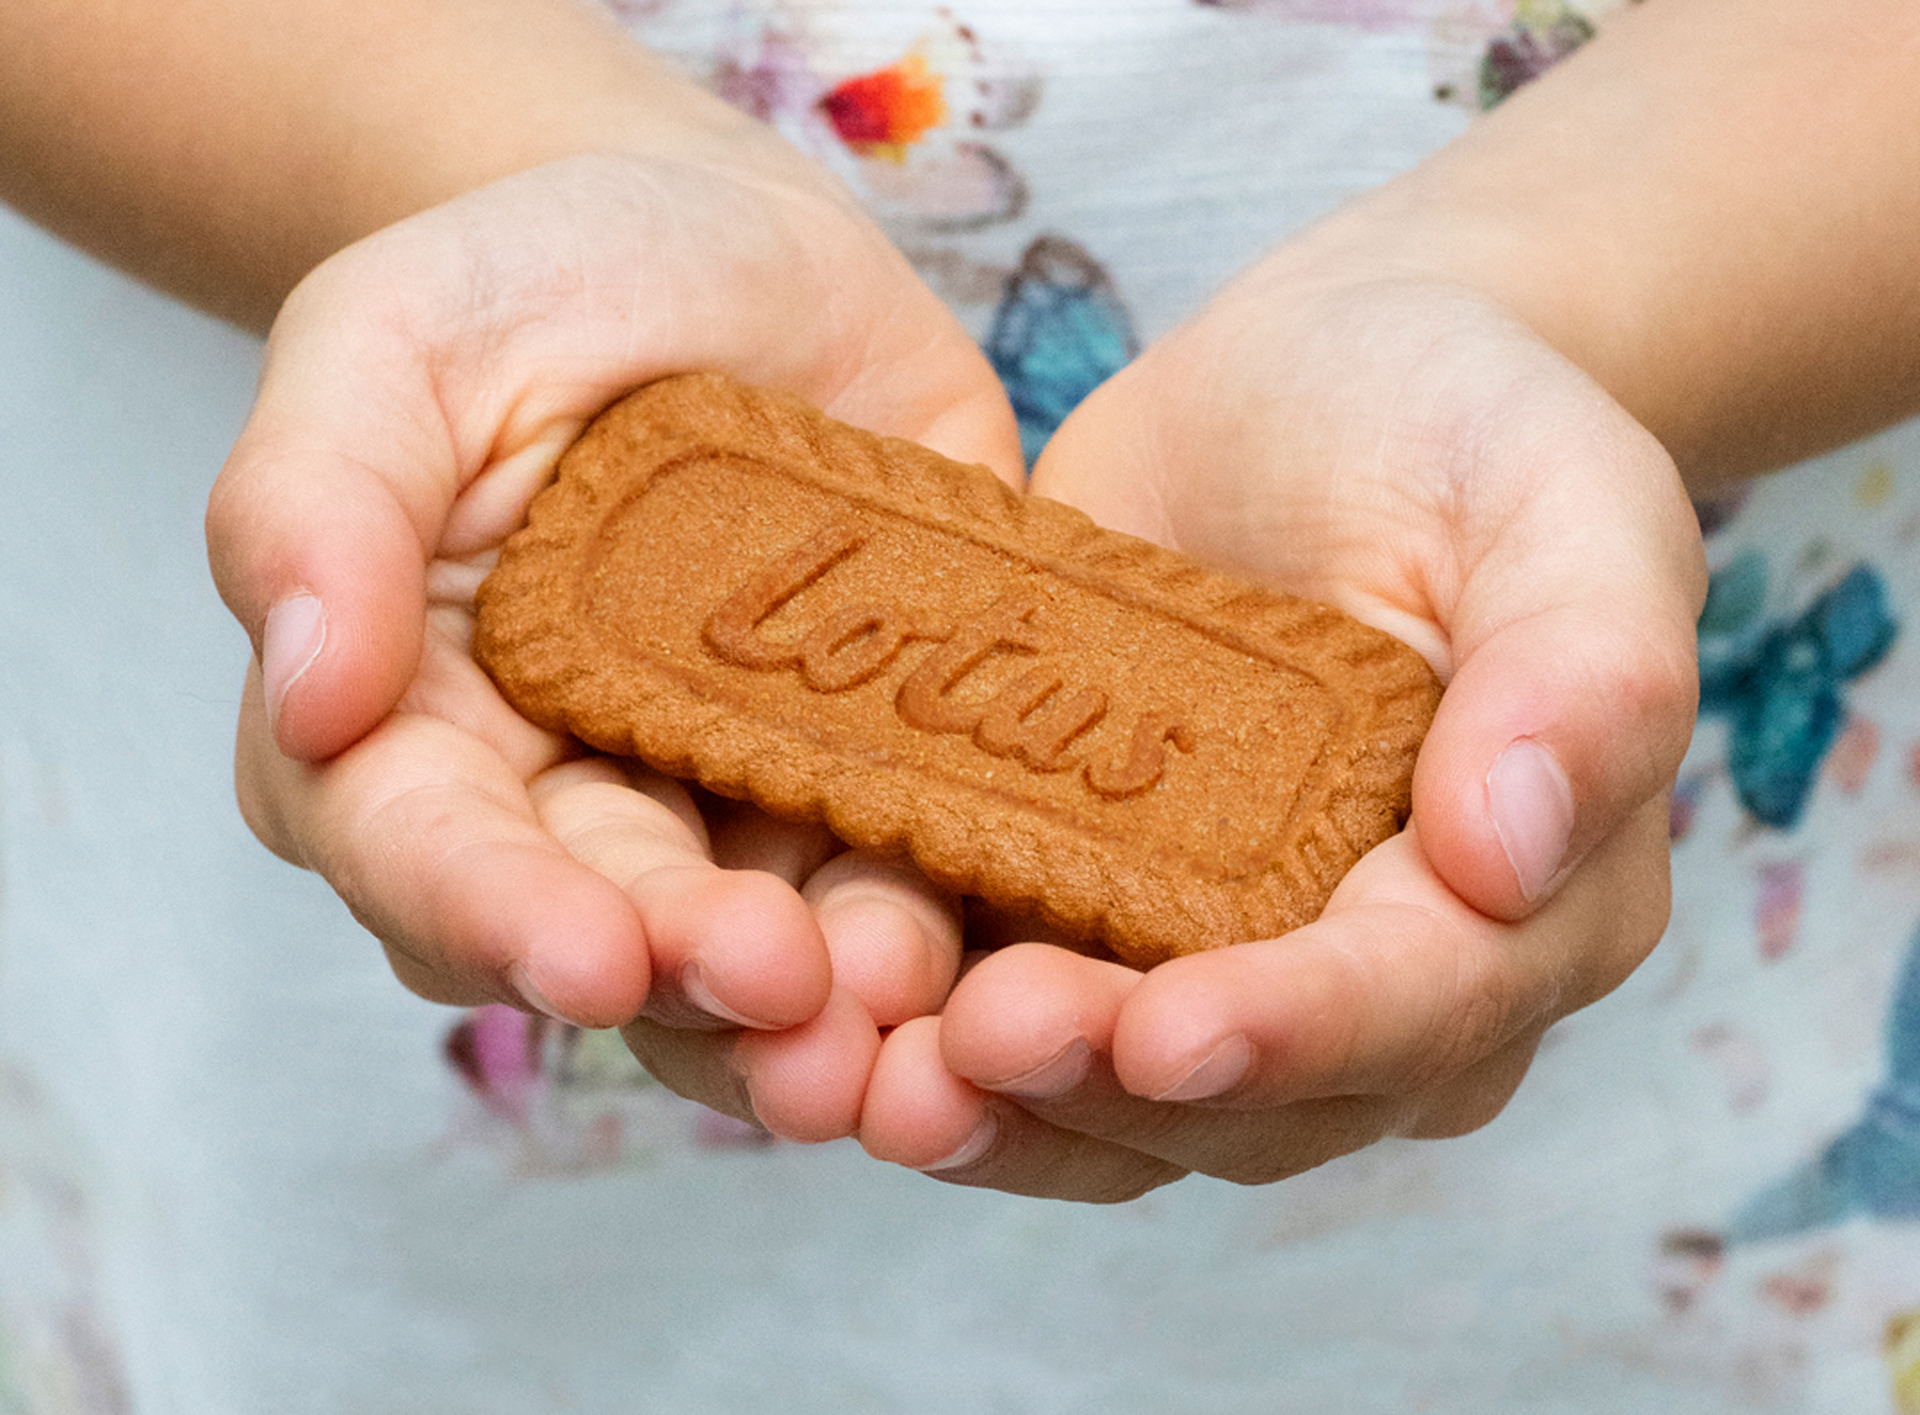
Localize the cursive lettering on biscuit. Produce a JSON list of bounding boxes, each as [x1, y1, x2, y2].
[[705, 524, 1195, 797], [702, 520, 954, 688]]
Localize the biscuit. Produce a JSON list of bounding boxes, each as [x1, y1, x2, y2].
[[474, 373, 1441, 967]]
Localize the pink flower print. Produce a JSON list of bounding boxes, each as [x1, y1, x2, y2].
[[1759, 1249, 1840, 1318], [1825, 713, 1882, 796], [443, 1005, 552, 1125], [1755, 859, 1806, 962], [713, 26, 819, 127]]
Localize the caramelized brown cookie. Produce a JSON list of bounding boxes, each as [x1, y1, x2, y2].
[[474, 373, 1441, 967]]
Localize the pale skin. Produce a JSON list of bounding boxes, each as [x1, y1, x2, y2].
[[5, 0, 1918, 1199]]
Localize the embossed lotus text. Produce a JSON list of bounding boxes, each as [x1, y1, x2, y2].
[[573, 446, 1346, 881], [703, 519, 1195, 799]]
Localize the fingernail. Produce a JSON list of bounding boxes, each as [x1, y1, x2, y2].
[[1486, 737, 1576, 904], [507, 961, 579, 1025], [918, 1111, 998, 1172], [1152, 1034, 1252, 1102], [994, 1037, 1091, 1099], [262, 592, 326, 732], [679, 962, 773, 1030]]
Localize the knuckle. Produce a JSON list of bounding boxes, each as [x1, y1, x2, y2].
[[1401, 1037, 1538, 1140], [380, 942, 482, 1008], [1396, 915, 1542, 1094], [1394, 987, 1517, 1095], [1209, 1097, 1396, 1186], [1626, 637, 1702, 736]]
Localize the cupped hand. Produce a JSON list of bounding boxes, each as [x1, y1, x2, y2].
[[207, 149, 1021, 1140], [858, 254, 1708, 1199]]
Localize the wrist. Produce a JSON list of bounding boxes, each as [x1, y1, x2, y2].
[[0, 0, 857, 334], [299, 9, 853, 302], [1266, 0, 1920, 489]]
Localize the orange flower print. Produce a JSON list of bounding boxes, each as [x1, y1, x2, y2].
[[820, 51, 949, 163], [690, 7, 1037, 231]]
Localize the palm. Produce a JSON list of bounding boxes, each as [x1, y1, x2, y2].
[[1038, 279, 1673, 662]]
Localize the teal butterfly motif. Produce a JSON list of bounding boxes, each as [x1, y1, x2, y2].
[[983, 236, 1138, 467]]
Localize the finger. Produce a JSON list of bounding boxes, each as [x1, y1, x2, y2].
[[860, 1017, 1185, 1202], [246, 708, 651, 1027], [529, 758, 832, 1031], [204, 239, 550, 765], [620, 985, 885, 1144], [206, 402, 441, 764], [1008, 1065, 1408, 1187], [945, 1039, 1501, 1187], [1022, 1030, 1543, 1184], [922, 946, 1386, 1185], [936, 942, 1142, 1102], [1104, 802, 1671, 1109], [801, 853, 963, 1028], [734, 986, 883, 1142], [701, 801, 965, 1025], [932, 804, 1664, 1180]]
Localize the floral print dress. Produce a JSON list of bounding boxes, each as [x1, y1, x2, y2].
[[3, 2, 1918, 1412]]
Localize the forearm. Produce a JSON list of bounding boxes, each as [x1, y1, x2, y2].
[[0, 0, 780, 331], [1304, 0, 1920, 488]]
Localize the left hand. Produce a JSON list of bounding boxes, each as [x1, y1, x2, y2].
[[856, 246, 1707, 1199]]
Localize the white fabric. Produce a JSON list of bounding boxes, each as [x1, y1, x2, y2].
[[4, 3, 1919, 1410]]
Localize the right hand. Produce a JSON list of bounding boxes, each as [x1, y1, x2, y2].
[[206, 148, 1024, 1140], [857, 248, 1708, 1199]]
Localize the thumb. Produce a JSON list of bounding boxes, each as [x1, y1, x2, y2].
[[1410, 433, 1706, 923], [206, 442, 433, 763], [204, 282, 458, 763], [1414, 596, 1699, 922]]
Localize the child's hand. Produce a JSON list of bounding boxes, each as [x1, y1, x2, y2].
[[208, 151, 1021, 1141], [858, 252, 1707, 1198]]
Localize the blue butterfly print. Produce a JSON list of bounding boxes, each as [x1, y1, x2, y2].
[[984, 235, 1139, 468], [1697, 553, 1898, 829], [1728, 920, 1920, 1240]]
